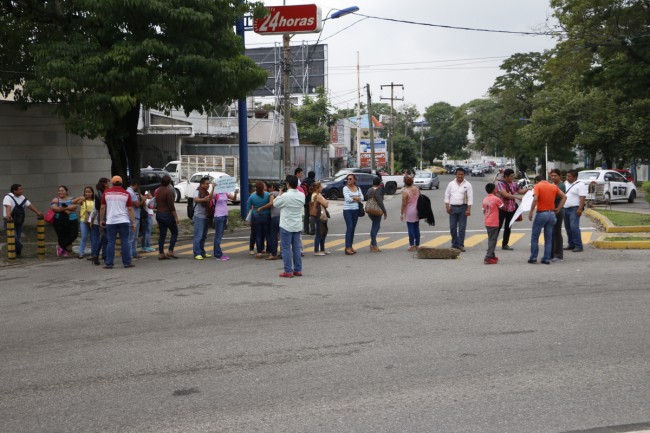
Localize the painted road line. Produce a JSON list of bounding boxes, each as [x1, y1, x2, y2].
[[498, 232, 526, 248], [378, 237, 411, 250], [464, 234, 488, 247]]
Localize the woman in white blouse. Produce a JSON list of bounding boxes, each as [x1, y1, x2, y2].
[[342, 174, 364, 255]]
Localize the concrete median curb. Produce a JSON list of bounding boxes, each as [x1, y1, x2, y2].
[[586, 208, 650, 249]]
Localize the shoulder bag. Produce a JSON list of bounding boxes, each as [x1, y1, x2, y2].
[[364, 188, 383, 216]]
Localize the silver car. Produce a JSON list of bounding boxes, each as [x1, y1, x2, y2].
[[413, 171, 440, 190]]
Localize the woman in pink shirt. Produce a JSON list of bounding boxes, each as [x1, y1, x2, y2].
[[400, 176, 421, 251]]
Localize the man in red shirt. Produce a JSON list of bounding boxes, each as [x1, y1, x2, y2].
[[528, 176, 567, 264], [99, 176, 137, 269]]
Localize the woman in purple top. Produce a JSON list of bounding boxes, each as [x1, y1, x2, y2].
[[212, 181, 237, 261]]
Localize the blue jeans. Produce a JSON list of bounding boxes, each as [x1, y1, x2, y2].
[[269, 216, 280, 256], [407, 221, 420, 247], [128, 218, 140, 257], [564, 206, 582, 249], [314, 218, 326, 252], [156, 211, 178, 253], [212, 216, 228, 258], [369, 215, 381, 247], [253, 213, 270, 253], [530, 211, 556, 262], [192, 216, 209, 256], [4, 221, 24, 255], [449, 205, 468, 248], [105, 222, 132, 267], [343, 208, 359, 249], [141, 214, 152, 249], [79, 222, 90, 255], [280, 228, 302, 273]]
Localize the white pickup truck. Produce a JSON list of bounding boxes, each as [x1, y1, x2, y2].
[[333, 168, 405, 195], [174, 171, 240, 204]]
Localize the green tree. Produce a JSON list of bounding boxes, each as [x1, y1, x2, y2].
[[422, 102, 468, 161], [292, 87, 332, 146], [0, 0, 268, 180], [543, 0, 650, 164]]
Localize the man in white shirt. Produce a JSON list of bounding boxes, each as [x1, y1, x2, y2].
[[444, 168, 473, 252], [3, 184, 43, 257], [272, 175, 305, 278], [563, 169, 588, 252], [100, 176, 136, 269]]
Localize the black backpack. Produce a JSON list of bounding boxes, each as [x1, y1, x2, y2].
[[9, 195, 27, 225], [187, 197, 196, 219], [416, 193, 435, 226]]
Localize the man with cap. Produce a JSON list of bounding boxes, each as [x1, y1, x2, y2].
[[99, 176, 137, 269]]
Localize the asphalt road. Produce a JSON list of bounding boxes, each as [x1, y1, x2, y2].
[[1, 174, 649, 433]]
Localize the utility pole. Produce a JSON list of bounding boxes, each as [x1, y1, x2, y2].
[[380, 82, 404, 175], [283, 33, 292, 176], [366, 84, 375, 171]]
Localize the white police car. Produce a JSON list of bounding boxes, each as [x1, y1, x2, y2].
[[577, 169, 637, 203]]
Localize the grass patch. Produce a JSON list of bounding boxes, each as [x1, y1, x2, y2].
[[592, 209, 650, 226], [603, 236, 650, 241]]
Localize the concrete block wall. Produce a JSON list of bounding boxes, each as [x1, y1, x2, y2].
[[0, 102, 112, 227]]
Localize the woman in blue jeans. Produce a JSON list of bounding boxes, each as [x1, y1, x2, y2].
[[342, 174, 364, 255], [248, 181, 271, 258], [367, 177, 387, 253]]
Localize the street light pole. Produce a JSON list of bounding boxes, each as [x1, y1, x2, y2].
[[281, 6, 359, 177], [282, 33, 292, 177]]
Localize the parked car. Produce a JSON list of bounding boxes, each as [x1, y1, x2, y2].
[[577, 169, 637, 203], [470, 166, 484, 177], [138, 169, 172, 195], [413, 171, 440, 190], [174, 171, 240, 204], [334, 167, 380, 177], [429, 166, 446, 175], [321, 173, 379, 200]]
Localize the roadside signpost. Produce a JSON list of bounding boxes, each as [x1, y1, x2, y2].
[[253, 4, 322, 35]]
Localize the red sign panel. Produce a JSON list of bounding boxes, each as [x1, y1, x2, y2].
[[254, 4, 322, 34]]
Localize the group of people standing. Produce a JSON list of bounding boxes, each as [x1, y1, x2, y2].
[[480, 168, 588, 265]]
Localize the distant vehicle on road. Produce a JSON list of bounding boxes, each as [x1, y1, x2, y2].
[[139, 169, 172, 195], [413, 171, 440, 190], [321, 173, 379, 200], [578, 169, 637, 203], [428, 166, 446, 175]]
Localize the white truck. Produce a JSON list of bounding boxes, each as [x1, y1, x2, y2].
[[163, 155, 239, 185], [163, 155, 239, 202]]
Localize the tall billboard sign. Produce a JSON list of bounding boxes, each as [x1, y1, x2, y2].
[[253, 4, 323, 34], [359, 139, 387, 168]]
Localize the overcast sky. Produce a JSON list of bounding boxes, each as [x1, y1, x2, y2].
[[246, 0, 559, 116]]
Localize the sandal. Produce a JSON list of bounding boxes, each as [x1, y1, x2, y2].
[[166, 251, 178, 259], [159, 253, 169, 260]]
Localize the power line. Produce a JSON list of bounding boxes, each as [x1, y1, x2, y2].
[[351, 12, 564, 37]]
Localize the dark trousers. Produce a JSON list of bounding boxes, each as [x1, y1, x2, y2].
[[253, 213, 270, 253], [552, 208, 564, 259], [53, 215, 78, 249], [156, 211, 178, 253], [498, 209, 515, 247], [485, 226, 499, 259]]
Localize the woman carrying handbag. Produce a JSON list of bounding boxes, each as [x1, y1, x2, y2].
[[342, 174, 364, 255], [366, 177, 387, 252]]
